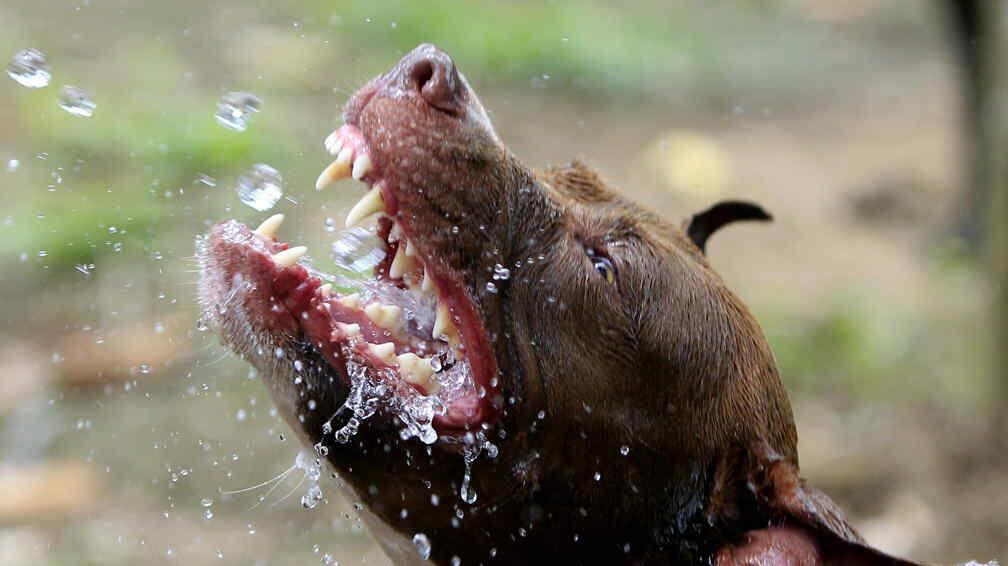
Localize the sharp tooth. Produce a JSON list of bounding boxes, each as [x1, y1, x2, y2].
[[404, 240, 417, 257], [324, 131, 343, 155], [315, 159, 352, 190], [421, 270, 435, 293], [370, 342, 396, 363], [254, 213, 284, 239], [273, 245, 307, 267], [319, 283, 333, 298], [338, 293, 361, 309], [351, 153, 372, 180], [335, 322, 360, 337], [388, 223, 402, 243], [388, 244, 415, 279], [433, 302, 458, 342], [397, 353, 434, 385], [345, 185, 386, 227], [336, 146, 353, 166]]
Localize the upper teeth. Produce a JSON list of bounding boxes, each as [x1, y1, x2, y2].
[[316, 147, 354, 190], [315, 159, 351, 191], [388, 243, 416, 279], [324, 130, 343, 155], [345, 184, 386, 227], [433, 302, 460, 346], [351, 154, 372, 180]]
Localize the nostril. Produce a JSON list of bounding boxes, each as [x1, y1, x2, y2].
[[398, 45, 464, 115], [410, 60, 435, 92]]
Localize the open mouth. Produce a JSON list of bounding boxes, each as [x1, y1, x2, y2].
[[201, 123, 499, 442]]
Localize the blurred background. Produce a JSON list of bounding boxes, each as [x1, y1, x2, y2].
[[0, 1, 1005, 564]]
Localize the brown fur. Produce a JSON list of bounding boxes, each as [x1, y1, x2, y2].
[[198, 45, 923, 565]]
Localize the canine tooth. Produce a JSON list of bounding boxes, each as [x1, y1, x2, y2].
[[319, 283, 333, 298], [421, 270, 435, 293], [397, 353, 434, 385], [315, 159, 352, 190], [370, 342, 396, 362], [351, 153, 372, 180], [388, 223, 402, 243], [432, 302, 458, 342], [338, 293, 361, 309], [273, 245, 307, 267], [335, 322, 360, 337], [254, 213, 284, 239], [388, 244, 415, 279], [404, 240, 417, 257], [345, 185, 386, 227]]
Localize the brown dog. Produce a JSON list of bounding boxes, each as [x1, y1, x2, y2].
[[198, 44, 920, 565]]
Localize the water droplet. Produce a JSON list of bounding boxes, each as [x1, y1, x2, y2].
[[236, 164, 282, 211], [58, 85, 96, 117], [6, 159, 18, 172], [301, 484, 323, 509], [215, 91, 261, 132], [593, 471, 601, 481], [6, 48, 50, 88], [412, 533, 431, 559], [235, 409, 247, 421], [203, 509, 214, 520], [492, 263, 510, 280], [201, 497, 213, 507], [485, 281, 497, 293], [460, 467, 478, 504], [195, 173, 217, 187], [619, 445, 630, 456]]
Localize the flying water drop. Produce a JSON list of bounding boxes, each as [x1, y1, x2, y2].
[[236, 164, 282, 211], [215, 91, 261, 132], [58, 85, 96, 117], [6, 48, 50, 88]]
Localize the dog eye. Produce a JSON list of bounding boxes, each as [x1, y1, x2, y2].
[[587, 249, 616, 284]]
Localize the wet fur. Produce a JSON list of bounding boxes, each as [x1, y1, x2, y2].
[[199, 45, 923, 565]]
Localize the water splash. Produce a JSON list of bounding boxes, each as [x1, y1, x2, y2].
[[58, 85, 96, 117], [236, 164, 282, 211], [331, 227, 387, 274], [6, 48, 50, 88], [215, 91, 261, 132], [300, 484, 323, 509]]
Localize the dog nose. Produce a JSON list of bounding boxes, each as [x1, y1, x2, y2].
[[400, 43, 465, 115]]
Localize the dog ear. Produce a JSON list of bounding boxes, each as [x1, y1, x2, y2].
[[686, 201, 772, 253], [731, 441, 922, 566]]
